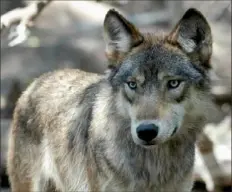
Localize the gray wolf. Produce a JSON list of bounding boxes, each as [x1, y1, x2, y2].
[[7, 8, 214, 192]]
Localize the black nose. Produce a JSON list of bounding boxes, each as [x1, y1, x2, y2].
[[136, 124, 159, 142]]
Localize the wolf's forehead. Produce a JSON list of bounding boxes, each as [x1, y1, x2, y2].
[[123, 46, 203, 82], [131, 46, 188, 69]]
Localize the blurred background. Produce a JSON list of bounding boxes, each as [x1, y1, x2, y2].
[[1, 1, 231, 192]]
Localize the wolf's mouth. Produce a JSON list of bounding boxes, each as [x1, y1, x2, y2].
[[144, 143, 154, 146], [141, 143, 156, 148], [142, 140, 157, 146], [171, 126, 178, 136]]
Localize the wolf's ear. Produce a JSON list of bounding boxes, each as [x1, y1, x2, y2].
[[168, 8, 213, 68], [103, 9, 144, 66]]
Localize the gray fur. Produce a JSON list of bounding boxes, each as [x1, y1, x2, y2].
[[7, 8, 214, 192]]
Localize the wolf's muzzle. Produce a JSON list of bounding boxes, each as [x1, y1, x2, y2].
[[136, 123, 159, 142]]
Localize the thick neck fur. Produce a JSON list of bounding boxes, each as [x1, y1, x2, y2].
[[88, 80, 201, 189]]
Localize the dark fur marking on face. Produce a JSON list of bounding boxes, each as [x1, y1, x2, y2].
[[122, 88, 133, 104], [175, 92, 186, 103], [190, 63, 210, 89], [171, 127, 178, 136], [107, 44, 210, 110], [173, 84, 190, 103], [110, 44, 206, 90]]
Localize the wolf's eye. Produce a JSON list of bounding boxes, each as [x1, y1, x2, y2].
[[167, 80, 181, 89], [127, 81, 137, 90]]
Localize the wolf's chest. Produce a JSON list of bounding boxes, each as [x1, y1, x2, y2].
[[131, 146, 195, 188], [102, 142, 195, 190], [99, 155, 193, 192]]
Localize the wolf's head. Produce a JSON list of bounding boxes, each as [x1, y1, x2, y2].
[[103, 8, 213, 147]]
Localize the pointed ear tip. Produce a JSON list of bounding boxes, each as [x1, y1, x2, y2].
[[104, 9, 119, 24], [183, 8, 207, 18], [186, 8, 201, 13], [107, 8, 117, 13], [105, 9, 119, 18]]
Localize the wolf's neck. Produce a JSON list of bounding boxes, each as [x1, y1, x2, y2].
[[99, 128, 195, 187]]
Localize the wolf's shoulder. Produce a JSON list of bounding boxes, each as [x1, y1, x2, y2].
[[16, 68, 104, 111]]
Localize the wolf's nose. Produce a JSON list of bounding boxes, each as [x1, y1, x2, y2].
[[136, 124, 159, 142]]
